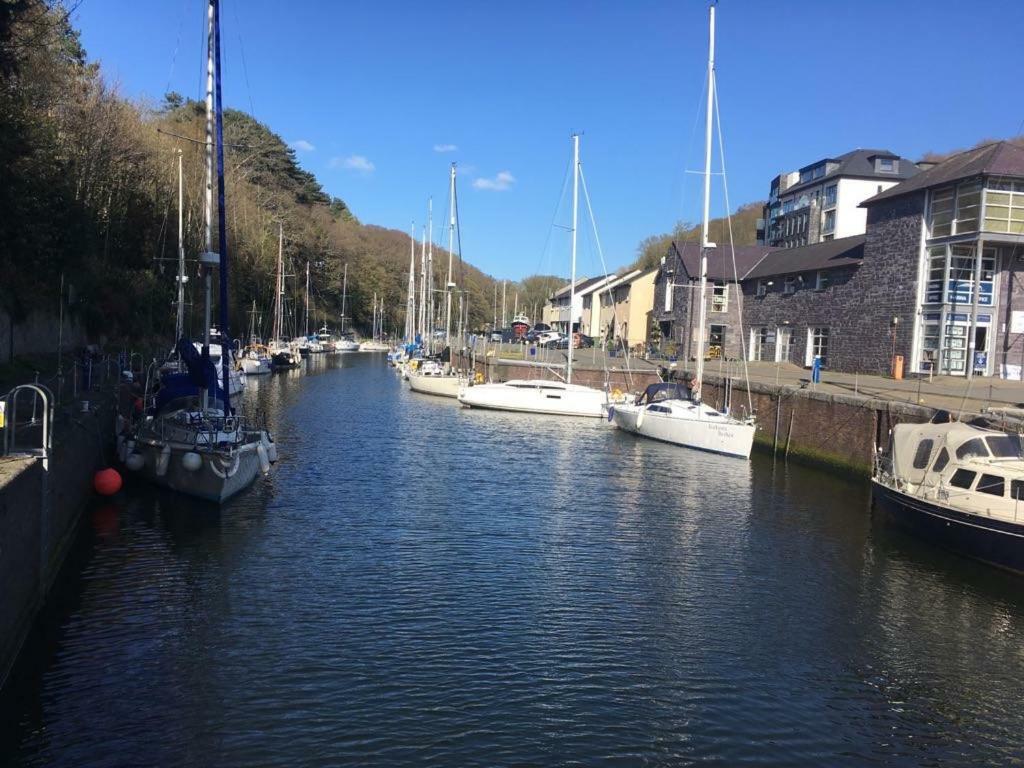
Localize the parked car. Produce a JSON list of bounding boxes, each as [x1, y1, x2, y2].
[[551, 333, 594, 349], [532, 323, 551, 332], [536, 331, 563, 347]]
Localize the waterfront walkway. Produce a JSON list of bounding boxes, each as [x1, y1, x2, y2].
[[478, 344, 1024, 416]]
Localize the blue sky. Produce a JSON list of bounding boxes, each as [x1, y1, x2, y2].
[[75, 0, 1024, 281]]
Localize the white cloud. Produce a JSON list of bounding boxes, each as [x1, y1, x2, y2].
[[290, 139, 315, 152], [433, 143, 458, 153], [330, 154, 375, 173], [473, 170, 515, 191]]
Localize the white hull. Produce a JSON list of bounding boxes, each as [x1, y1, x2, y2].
[[359, 341, 389, 352], [458, 379, 606, 417], [240, 357, 271, 376], [129, 438, 265, 502], [336, 340, 360, 352], [407, 372, 463, 398], [611, 401, 755, 459]]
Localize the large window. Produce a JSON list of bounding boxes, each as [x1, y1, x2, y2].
[[708, 324, 726, 358], [783, 276, 797, 295], [824, 184, 837, 207], [929, 181, 984, 237], [809, 327, 830, 366], [984, 182, 1024, 234], [823, 210, 836, 233], [711, 281, 728, 312], [923, 244, 995, 306]]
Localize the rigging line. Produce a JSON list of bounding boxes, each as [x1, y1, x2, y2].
[[534, 156, 574, 281], [579, 164, 633, 389], [230, 0, 258, 120], [163, 0, 190, 98], [712, 75, 753, 417]]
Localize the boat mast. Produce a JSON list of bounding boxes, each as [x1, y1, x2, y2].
[[341, 263, 348, 334], [694, 5, 715, 404], [273, 223, 283, 342], [419, 224, 427, 341], [304, 261, 311, 337], [200, 0, 215, 412], [568, 132, 580, 385], [445, 163, 455, 346], [175, 148, 186, 343], [406, 221, 415, 342], [427, 197, 434, 351], [212, 0, 232, 412]]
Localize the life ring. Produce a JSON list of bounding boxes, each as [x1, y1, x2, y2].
[[209, 452, 241, 479]]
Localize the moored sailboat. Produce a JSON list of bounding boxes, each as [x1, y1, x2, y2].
[[610, 5, 756, 458]]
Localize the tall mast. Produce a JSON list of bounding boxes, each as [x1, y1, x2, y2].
[[427, 197, 434, 350], [341, 263, 348, 334], [568, 133, 580, 385], [406, 221, 416, 341], [212, 0, 232, 412], [200, 0, 215, 412], [304, 261, 311, 337], [274, 223, 283, 342], [445, 163, 456, 346], [419, 224, 427, 340], [175, 148, 185, 343], [694, 4, 715, 402], [501, 280, 506, 329]]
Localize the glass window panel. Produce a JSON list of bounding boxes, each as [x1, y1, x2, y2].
[[987, 192, 1012, 205], [986, 219, 1010, 232], [1010, 221, 1024, 234], [977, 474, 1005, 497], [950, 468, 976, 489]]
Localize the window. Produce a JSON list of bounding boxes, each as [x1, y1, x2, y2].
[[955, 181, 981, 233], [664, 283, 673, 313], [984, 185, 1024, 234], [977, 474, 1005, 496], [949, 468, 977, 489], [824, 184, 837, 207], [812, 164, 825, 179], [1012, 480, 1024, 501], [800, 169, 812, 184], [815, 271, 830, 290], [932, 448, 950, 472], [756, 280, 767, 297], [986, 435, 1023, 458], [711, 281, 728, 312], [823, 210, 836, 233], [709, 324, 726, 356], [783, 199, 795, 214], [783, 276, 797, 295], [809, 327, 830, 366], [930, 187, 954, 237], [876, 157, 898, 173], [912, 439, 934, 469], [955, 438, 989, 460]]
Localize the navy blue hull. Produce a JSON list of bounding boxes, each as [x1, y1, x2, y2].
[[872, 482, 1024, 574]]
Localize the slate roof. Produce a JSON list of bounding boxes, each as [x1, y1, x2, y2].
[[550, 275, 610, 299], [780, 148, 919, 198], [743, 235, 865, 280], [863, 141, 1024, 206], [668, 242, 775, 282]]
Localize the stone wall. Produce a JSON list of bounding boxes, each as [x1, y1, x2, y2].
[[0, 308, 87, 364], [0, 402, 113, 688], [741, 192, 926, 375]]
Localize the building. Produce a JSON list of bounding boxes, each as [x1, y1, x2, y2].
[[541, 275, 616, 334], [652, 241, 774, 361], [764, 149, 920, 249], [741, 140, 1024, 379], [595, 266, 658, 348]]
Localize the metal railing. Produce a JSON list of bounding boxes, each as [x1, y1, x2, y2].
[[2, 383, 54, 469]]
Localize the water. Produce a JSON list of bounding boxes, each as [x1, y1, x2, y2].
[[3, 354, 1024, 766]]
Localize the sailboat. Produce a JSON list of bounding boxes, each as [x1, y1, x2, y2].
[[457, 135, 608, 417], [336, 263, 360, 351], [124, 0, 276, 502], [609, 5, 756, 459], [409, 163, 467, 397], [360, 293, 389, 351], [268, 223, 300, 369], [239, 300, 272, 375]]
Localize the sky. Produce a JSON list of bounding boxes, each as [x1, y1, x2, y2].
[[73, 0, 1024, 282]]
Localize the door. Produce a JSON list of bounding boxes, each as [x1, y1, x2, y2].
[[973, 326, 989, 375], [775, 327, 792, 363]]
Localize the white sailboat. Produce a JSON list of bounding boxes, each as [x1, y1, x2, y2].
[[458, 135, 607, 417], [336, 263, 360, 351], [124, 0, 275, 502], [359, 293, 389, 351], [239, 300, 272, 375], [409, 163, 466, 397], [610, 5, 756, 459], [268, 223, 300, 368]]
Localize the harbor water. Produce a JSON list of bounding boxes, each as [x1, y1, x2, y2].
[[3, 354, 1024, 766]]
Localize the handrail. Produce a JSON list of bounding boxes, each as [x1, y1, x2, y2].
[[2, 384, 53, 468]]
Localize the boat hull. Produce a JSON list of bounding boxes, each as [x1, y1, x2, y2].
[[129, 439, 264, 503], [872, 482, 1024, 573], [458, 380, 606, 417], [610, 403, 755, 459], [240, 358, 271, 376], [407, 373, 462, 398]]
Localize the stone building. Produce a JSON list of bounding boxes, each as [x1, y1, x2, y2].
[[652, 241, 774, 361], [742, 141, 1024, 378]]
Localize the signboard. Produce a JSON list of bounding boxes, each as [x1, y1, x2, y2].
[[1002, 364, 1023, 381]]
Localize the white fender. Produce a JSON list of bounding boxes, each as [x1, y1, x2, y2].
[[182, 451, 203, 472], [257, 443, 270, 474], [125, 452, 145, 472], [261, 433, 278, 463], [116, 435, 127, 463], [636, 408, 645, 430], [155, 443, 172, 477]]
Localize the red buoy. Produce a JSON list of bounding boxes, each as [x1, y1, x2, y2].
[[94, 467, 123, 496]]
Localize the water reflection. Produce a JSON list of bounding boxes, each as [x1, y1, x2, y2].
[[4, 353, 1024, 766]]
